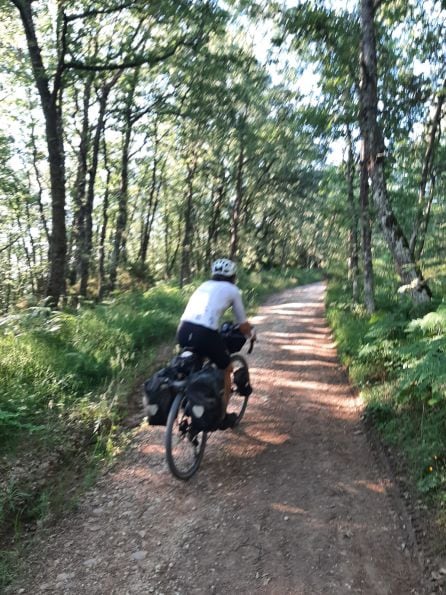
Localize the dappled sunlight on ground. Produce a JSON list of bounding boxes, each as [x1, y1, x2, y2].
[[271, 502, 308, 515], [261, 333, 333, 345], [139, 442, 164, 456], [273, 358, 337, 368], [241, 429, 291, 446], [280, 339, 337, 350], [354, 480, 387, 494]]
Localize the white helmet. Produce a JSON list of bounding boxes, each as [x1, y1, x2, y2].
[[211, 258, 237, 278]]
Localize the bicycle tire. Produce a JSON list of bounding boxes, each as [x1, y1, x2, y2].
[[165, 393, 208, 480], [227, 353, 250, 425]]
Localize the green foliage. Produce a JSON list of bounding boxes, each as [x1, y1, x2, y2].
[[0, 549, 17, 591], [0, 284, 189, 447], [325, 282, 369, 367], [327, 272, 446, 500], [396, 307, 446, 408]]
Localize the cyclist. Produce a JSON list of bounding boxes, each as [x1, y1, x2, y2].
[[177, 258, 255, 429]]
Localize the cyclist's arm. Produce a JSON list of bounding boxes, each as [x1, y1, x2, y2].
[[239, 321, 254, 337], [232, 288, 255, 338]]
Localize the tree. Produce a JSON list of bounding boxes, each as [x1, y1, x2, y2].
[[10, 0, 67, 305], [7, 0, 225, 304], [280, 3, 376, 305], [345, 125, 360, 303], [360, 0, 431, 304]]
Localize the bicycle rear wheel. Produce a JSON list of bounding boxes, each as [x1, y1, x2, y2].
[[226, 354, 250, 425], [165, 393, 207, 480]]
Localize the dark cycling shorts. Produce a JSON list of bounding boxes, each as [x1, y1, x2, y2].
[[176, 321, 231, 370]]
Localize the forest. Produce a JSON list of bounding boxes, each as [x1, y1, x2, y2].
[[0, 0, 445, 585]]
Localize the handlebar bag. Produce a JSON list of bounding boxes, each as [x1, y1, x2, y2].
[[185, 366, 225, 432], [143, 368, 175, 426], [220, 323, 247, 354]]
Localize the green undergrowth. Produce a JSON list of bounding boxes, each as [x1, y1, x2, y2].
[[0, 267, 321, 588], [326, 271, 446, 519]]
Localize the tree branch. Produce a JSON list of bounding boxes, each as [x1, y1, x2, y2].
[[51, 9, 68, 102], [409, 77, 446, 257], [65, 1, 139, 22], [0, 236, 21, 254], [64, 36, 199, 72]]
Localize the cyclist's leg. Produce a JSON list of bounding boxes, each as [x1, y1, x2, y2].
[[177, 322, 234, 425], [176, 320, 200, 349], [223, 364, 232, 409], [204, 339, 231, 413], [181, 324, 230, 406], [225, 353, 250, 424]]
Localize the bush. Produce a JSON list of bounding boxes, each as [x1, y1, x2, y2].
[[0, 285, 191, 447], [326, 272, 446, 499]]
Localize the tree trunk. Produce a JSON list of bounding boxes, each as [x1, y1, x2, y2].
[[346, 126, 360, 302], [359, 141, 375, 313], [69, 75, 93, 287], [413, 179, 435, 263], [30, 120, 50, 247], [9, 196, 36, 294], [79, 80, 114, 296], [180, 159, 197, 287], [230, 142, 245, 261], [360, 0, 431, 304], [13, 0, 67, 306], [409, 77, 445, 260], [97, 137, 111, 301], [163, 210, 181, 279], [109, 72, 138, 291], [138, 123, 163, 265], [205, 165, 226, 269]]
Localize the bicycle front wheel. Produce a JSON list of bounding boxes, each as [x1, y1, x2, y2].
[[165, 393, 208, 480], [227, 353, 250, 425]]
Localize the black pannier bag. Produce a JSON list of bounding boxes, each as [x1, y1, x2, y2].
[[169, 350, 200, 378], [233, 367, 253, 397], [220, 321, 247, 354], [143, 368, 175, 426], [185, 366, 225, 432]]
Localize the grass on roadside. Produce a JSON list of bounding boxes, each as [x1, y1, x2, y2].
[[326, 272, 446, 520]]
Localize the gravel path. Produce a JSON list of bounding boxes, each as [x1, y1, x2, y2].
[[8, 282, 425, 594]]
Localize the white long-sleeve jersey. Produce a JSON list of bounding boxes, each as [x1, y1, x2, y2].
[[180, 280, 247, 331]]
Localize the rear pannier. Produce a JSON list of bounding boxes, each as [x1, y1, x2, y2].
[[184, 366, 225, 432], [143, 368, 175, 426]]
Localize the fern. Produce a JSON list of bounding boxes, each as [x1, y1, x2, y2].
[[397, 337, 446, 406], [407, 305, 446, 336], [365, 310, 410, 341], [395, 306, 446, 407]]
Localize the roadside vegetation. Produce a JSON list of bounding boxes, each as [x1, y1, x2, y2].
[[326, 259, 446, 522]]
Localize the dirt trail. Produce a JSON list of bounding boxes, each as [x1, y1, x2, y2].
[[9, 282, 425, 594]]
